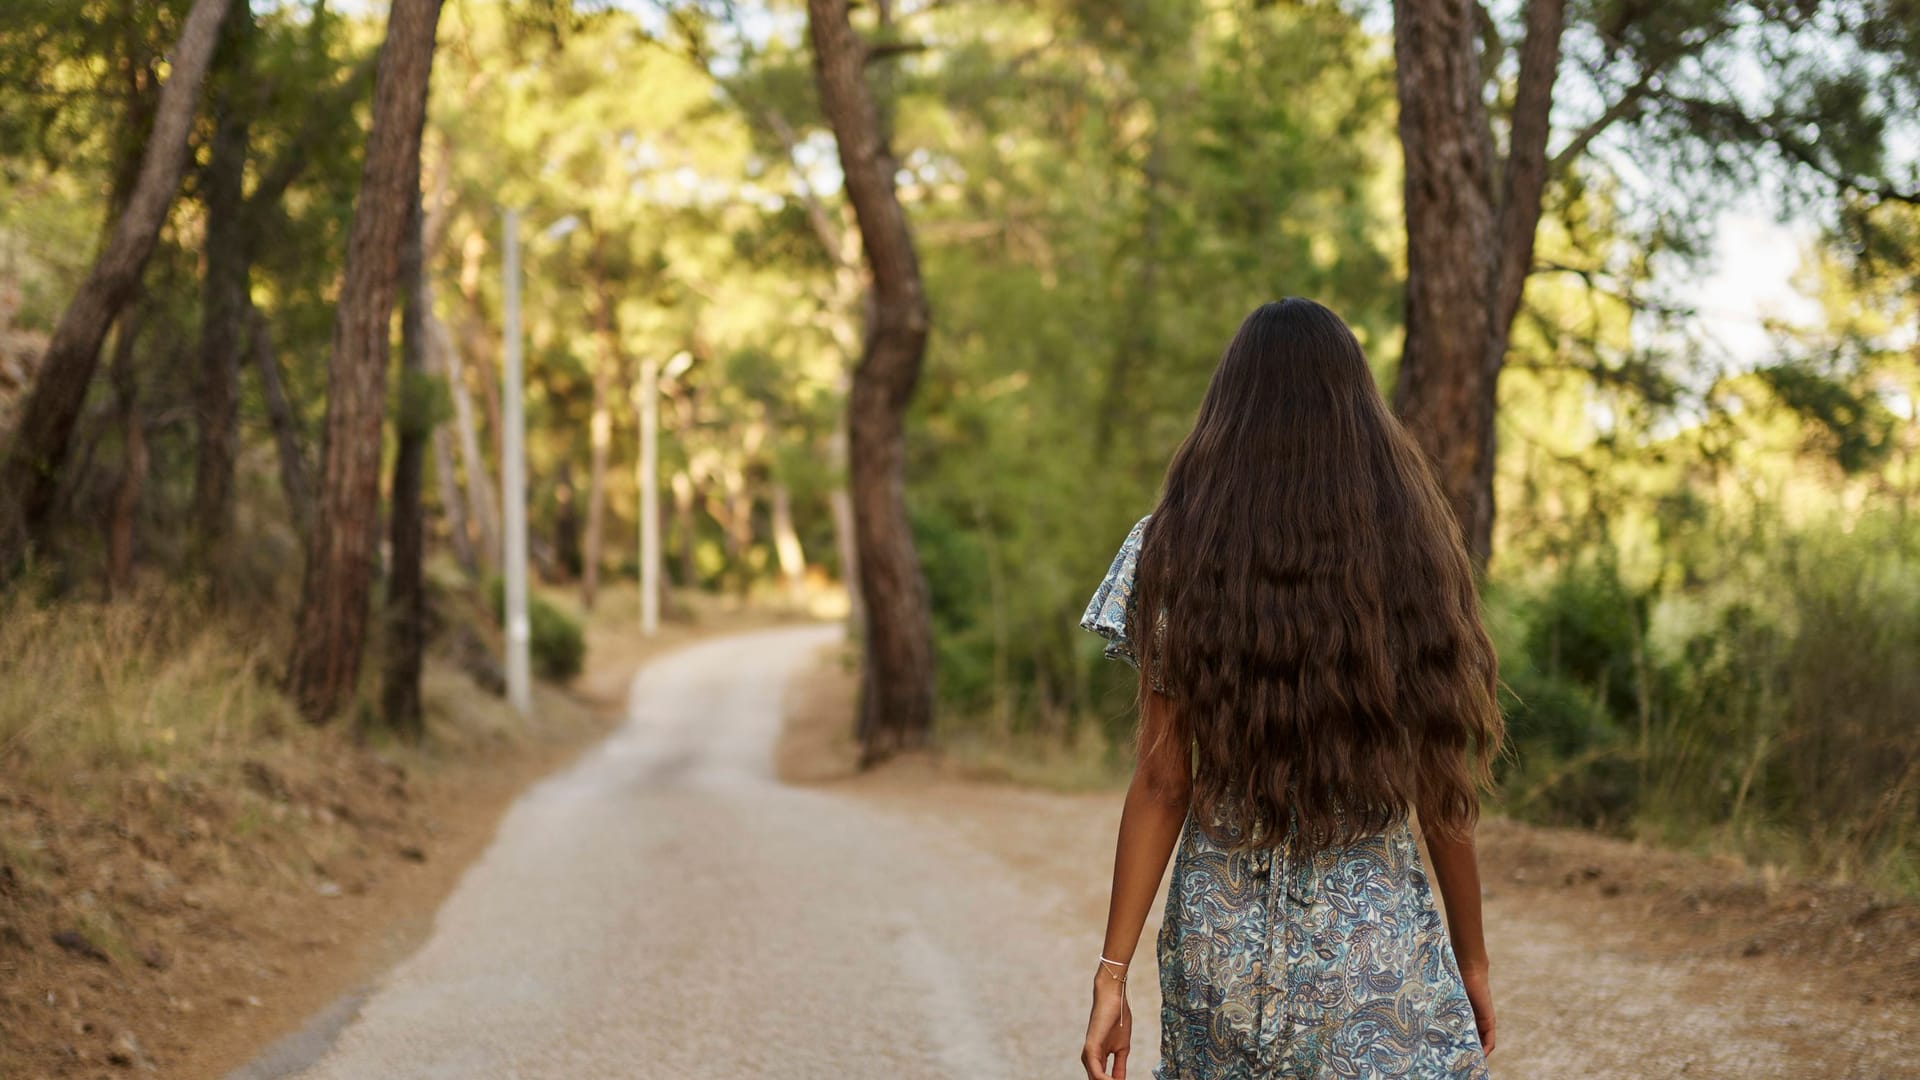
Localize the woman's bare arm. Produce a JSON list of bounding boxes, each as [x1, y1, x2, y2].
[[1082, 690, 1191, 1080], [1422, 823, 1495, 1055]]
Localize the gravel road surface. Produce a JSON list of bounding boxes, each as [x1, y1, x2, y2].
[[254, 623, 1915, 1080], [279, 624, 1128, 1079]]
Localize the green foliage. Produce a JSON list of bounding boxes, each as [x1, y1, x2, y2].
[[2, 0, 1917, 897], [1521, 563, 1649, 719], [395, 368, 453, 437], [486, 578, 587, 682], [1755, 360, 1897, 473], [1489, 514, 1920, 890], [1493, 572, 1641, 829], [912, 503, 999, 711], [898, 0, 1402, 740]]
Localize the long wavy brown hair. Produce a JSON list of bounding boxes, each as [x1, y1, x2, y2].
[[1134, 299, 1502, 854]]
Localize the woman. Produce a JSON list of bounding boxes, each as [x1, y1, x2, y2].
[[1077, 299, 1501, 1080]]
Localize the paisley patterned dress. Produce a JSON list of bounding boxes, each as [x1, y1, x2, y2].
[[1081, 516, 1490, 1080]]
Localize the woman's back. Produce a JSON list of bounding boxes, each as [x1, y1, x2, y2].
[[1086, 514, 1487, 1079], [1078, 300, 1500, 1080]]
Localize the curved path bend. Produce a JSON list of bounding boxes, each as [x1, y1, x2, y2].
[[280, 625, 1124, 1080], [254, 624, 1912, 1080]]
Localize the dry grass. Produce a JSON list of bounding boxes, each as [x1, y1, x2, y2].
[[935, 724, 1131, 792], [0, 584, 303, 787], [0, 571, 779, 1078], [772, 637, 1133, 793]]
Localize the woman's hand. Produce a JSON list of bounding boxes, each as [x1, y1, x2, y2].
[[1080, 971, 1132, 1079], [1423, 823, 1493, 1058], [1085, 690, 1185, 1080], [1460, 963, 1495, 1056]]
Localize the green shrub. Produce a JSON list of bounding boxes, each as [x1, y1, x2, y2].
[[1521, 562, 1648, 718], [1485, 514, 1920, 891], [485, 579, 586, 683], [1495, 663, 1638, 829]]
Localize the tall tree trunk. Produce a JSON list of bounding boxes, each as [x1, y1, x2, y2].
[[671, 468, 697, 587], [410, 143, 472, 577], [807, 0, 936, 763], [106, 308, 146, 595], [414, 147, 487, 576], [457, 231, 505, 463], [1390, 0, 1497, 562], [722, 467, 750, 562], [770, 482, 807, 605], [414, 150, 475, 577], [552, 459, 581, 580], [828, 423, 863, 635], [0, 0, 234, 577], [246, 306, 314, 537], [1390, 0, 1565, 568], [766, 106, 866, 636], [431, 415, 473, 573], [286, 0, 443, 722], [192, 7, 253, 576], [581, 266, 623, 609], [380, 188, 431, 738], [434, 306, 497, 569], [197, 42, 377, 566]]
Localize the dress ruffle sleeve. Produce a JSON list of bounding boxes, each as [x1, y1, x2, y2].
[[1079, 514, 1152, 671]]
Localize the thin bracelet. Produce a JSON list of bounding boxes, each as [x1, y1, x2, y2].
[[1098, 955, 1129, 970]]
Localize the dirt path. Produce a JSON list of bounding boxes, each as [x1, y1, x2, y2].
[[848, 777, 1919, 1080], [247, 627, 1918, 1079], [259, 625, 1108, 1078]]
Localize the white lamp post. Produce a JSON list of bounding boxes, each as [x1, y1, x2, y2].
[[500, 208, 531, 717]]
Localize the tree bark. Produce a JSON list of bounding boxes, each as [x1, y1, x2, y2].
[[412, 145, 472, 575], [671, 468, 698, 587], [246, 306, 314, 537], [721, 465, 751, 587], [0, 0, 234, 577], [451, 226, 502, 569], [1390, 0, 1564, 568], [431, 404, 473, 574], [192, 7, 253, 575], [807, 0, 937, 763], [552, 459, 581, 580], [1489, 0, 1567, 358], [434, 302, 497, 569], [380, 188, 431, 739], [457, 230, 505, 467], [286, 0, 444, 722], [197, 33, 377, 574]]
